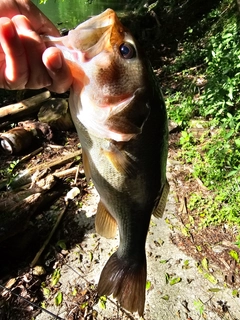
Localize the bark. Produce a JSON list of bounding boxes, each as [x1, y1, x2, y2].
[[0, 174, 56, 242], [9, 149, 81, 189], [0, 91, 51, 121], [38, 98, 74, 130]]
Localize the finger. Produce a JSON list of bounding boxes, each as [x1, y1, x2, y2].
[[0, 17, 28, 89], [43, 47, 73, 93], [18, 0, 60, 36], [0, 0, 60, 36], [12, 15, 52, 89]]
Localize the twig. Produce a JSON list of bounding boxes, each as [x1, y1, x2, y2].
[[73, 164, 81, 185], [30, 202, 69, 268], [19, 147, 44, 164], [53, 167, 78, 179]]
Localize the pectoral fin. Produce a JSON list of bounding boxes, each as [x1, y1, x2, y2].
[[82, 149, 91, 182], [102, 142, 136, 177], [95, 201, 117, 239], [153, 180, 170, 218]]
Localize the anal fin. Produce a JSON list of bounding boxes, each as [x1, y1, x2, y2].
[[153, 180, 170, 218], [95, 201, 117, 239]]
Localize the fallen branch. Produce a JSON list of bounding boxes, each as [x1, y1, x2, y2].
[[19, 147, 44, 164], [30, 201, 68, 267], [0, 174, 56, 242], [10, 149, 82, 189], [0, 91, 51, 121], [30, 186, 81, 267], [53, 166, 78, 179]]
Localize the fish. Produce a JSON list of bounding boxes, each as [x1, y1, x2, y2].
[[44, 9, 169, 315]]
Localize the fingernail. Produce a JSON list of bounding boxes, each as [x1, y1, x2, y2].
[[50, 52, 63, 70]]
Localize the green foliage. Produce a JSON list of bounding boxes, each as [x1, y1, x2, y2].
[[51, 268, 61, 287], [200, 15, 240, 122], [193, 299, 205, 316], [165, 0, 240, 242]]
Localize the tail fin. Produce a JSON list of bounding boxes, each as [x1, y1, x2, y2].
[[97, 252, 146, 316]]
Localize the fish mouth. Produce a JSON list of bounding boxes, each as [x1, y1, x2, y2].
[[43, 9, 129, 63], [69, 9, 125, 59], [45, 9, 126, 61]]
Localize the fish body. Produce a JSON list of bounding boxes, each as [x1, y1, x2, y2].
[[45, 9, 169, 315]]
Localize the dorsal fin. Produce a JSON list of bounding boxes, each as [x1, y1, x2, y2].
[[153, 180, 170, 218], [95, 201, 117, 239]]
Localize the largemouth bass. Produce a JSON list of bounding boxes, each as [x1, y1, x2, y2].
[[45, 9, 169, 315]]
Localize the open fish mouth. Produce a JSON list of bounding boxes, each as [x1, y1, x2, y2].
[[44, 9, 127, 60]]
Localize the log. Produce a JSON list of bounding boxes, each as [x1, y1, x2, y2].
[[0, 91, 51, 121], [10, 149, 81, 189], [38, 98, 74, 130], [0, 174, 56, 242]]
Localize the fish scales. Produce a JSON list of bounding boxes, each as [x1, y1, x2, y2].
[[45, 9, 169, 316]]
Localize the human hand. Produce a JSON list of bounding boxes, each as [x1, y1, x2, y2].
[[0, 0, 72, 92]]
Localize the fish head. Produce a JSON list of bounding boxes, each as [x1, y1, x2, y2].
[[45, 9, 150, 141]]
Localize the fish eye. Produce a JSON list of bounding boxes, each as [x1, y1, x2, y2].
[[119, 43, 136, 59]]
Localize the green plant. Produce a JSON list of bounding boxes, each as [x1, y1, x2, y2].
[[165, 0, 240, 244]]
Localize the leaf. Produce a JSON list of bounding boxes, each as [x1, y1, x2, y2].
[[161, 294, 170, 301], [51, 268, 61, 287], [229, 250, 239, 263], [164, 218, 173, 229], [42, 287, 51, 298], [228, 86, 233, 100], [208, 288, 221, 292], [183, 260, 190, 269], [194, 299, 204, 315], [72, 288, 77, 296], [89, 251, 93, 262], [181, 227, 190, 237], [57, 240, 67, 250], [80, 302, 88, 309], [154, 239, 164, 247], [98, 296, 107, 310], [204, 273, 218, 284], [160, 259, 168, 264], [201, 257, 209, 271], [232, 289, 239, 297], [235, 139, 240, 147], [54, 291, 63, 306], [169, 277, 182, 285], [146, 280, 151, 290], [196, 245, 202, 252]]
